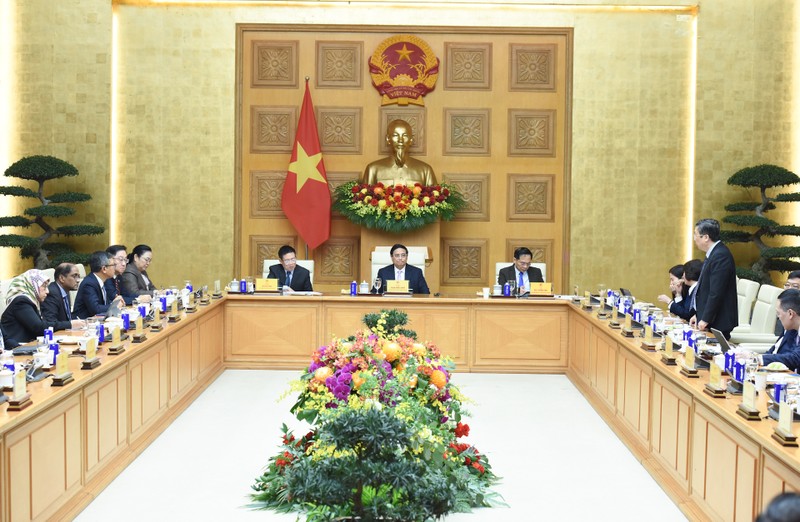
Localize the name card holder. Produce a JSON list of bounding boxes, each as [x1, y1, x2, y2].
[[529, 282, 554, 297], [608, 310, 621, 329], [107, 326, 126, 356], [184, 293, 197, 314], [150, 307, 163, 332], [82, 337, 101, 370], [132, 316, 147, 343], [582, 292, 593, 310], [385, 279, 410, 294], [680, 345, 699, 378], [703, 363, 726, 398], [640, 325, 657, 351], [736, 381, 761, 420], [621, 314, 636, 338], [255, 278, 279, 293], [200, 288, 211, 305], [661, 336, 677, 366], [7, 371, 32, 411], [773, 402, 799, 446], [50, 352, 74, 387], [168, 300, 181, 323]]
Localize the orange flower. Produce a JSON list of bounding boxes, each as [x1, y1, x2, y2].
[[313, 366, 333, 382], [383, 342, 401, 362], [430, 370, 447, 389]]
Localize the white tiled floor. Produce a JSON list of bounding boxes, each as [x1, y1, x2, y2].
[[75, 371, 687, 521]]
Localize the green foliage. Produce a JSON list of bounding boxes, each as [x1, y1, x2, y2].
[[775, 193, 800, 202], [46, 191, 91, 203], [0, 234, 39, 249], [0, 216, 33, 228], [727, 164, 800, 188], [56, 224, 104, 236], [4, 155, 78, 181], [719, 230, 751, 243], [765, 258, 800, 273], [722, 214, 777, 229], [774, 225, 800, 237], [735, 267, 770, 285], [762, 247, 800, 259], [724, 201, 776, 212], [24, 205, 75, 218], [363, 309, 417, 341], [0, 186, 38, 198]]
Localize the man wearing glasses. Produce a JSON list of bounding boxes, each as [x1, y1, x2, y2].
[[41, 263, 85, 329], [104, 245, 137, 305], [497, 247, 545, 294], [73, 251, 124, 318], [267, 245, 313, 292]]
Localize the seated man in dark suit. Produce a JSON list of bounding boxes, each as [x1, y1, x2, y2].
[[104, 244, 137, 305], [497, 247, 544, 293], [73, 251, 124, 318], [759, 289, 800, 372], [667, 259, 702, 321], [375, 243, 430, 295], [41, 263, 85, 327], [267, 245, 313, 292]]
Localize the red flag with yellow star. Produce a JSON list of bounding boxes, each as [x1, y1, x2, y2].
[[281, 81, 331, 249]]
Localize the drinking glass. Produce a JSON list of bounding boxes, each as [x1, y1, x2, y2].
[[745, 353, 760, 382], [373, 277, 382, 293], [507, 278, 517, 296], [695, 332, 708, 352]]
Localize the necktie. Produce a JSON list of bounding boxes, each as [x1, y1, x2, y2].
[[101, 283, 107, 304], [518, 271, 524, 290], [397, 269, 402, 280], [63, 294, 71, 320], [286, 272, 292, 287], [114, 277, 120, 295]]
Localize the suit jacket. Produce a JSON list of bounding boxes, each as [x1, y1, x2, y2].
[[120, 263, 156, 297], [763, 330, 800, 371], [1, 296, 70, 344], [669, 285, 696, 321], [376, 264, 430, 295], [694, 242, 738, 337], [497, 265, 544, 287], [104, 275, 135, 305], [41, 282, 73, 324], [73, 274, 111, 319], [0, 322, 20, 349], [267, 264, 313, 291]]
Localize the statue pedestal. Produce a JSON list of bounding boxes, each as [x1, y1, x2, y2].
[[360, 222, 440, 293]]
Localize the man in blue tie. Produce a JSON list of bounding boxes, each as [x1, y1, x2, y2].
[[759, 289, 800, 371], [73, 251, 124, 318], [497, 247, 544, 293], [40, 263, 85, 329]]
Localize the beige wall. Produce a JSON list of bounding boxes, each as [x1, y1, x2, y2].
[[3, 0, 797, 303]]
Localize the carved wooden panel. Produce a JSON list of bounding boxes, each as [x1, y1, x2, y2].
[[508, 109, 556, 156], [252, 40, 298, 88], [473, 308, 568, 369], [509, 43, 556, 91], [507, 174, 554, 221], [316, 41, 363, 89], [314, 236, 360, 283], [249, 235, 297, 278], [442, 172, 489, 221], [505, 238, 553, 272], [378, 107, 426, 155], [444, 42, 492, 90], [316, 106, 362, 154], [250, 106, 296, 153], [327, 171, 360, 219], [249, 170, 285, 218], [444, 108, 490, 156], [442, 238, 487, 285]]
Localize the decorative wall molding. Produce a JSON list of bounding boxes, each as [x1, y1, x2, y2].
[[250, 106, 296, 153], [316, 106, 362, 154], [505, 238, 554, 277], [509, 43, 556, 91], [315, 236, 360, 283], [444, 108, 491, 156], [507, 173, 554, 221], [378, 107, 426, 155], [249, 171, 286, 218], [508, 109, 556, 156], [442, 172, 490, 221], [252, 40, 299, 88], [315, 41, 363, 89], [250, 235, 297, 277], [442, 238, 488, 285], [444, 42, 492, 90]]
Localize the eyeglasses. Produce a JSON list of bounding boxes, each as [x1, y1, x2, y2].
[[140, 256, 152, 264], [114, 256, 128, 264], [282, 257, 297, 264], [785, 282, 800, 289]]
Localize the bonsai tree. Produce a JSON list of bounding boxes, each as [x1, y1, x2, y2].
[[0, 155, 104, 268], [720, 164, 800, 283]]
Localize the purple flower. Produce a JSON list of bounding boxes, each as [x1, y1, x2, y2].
[[441, 416, 449, 423], [308, 361, 324, 373]]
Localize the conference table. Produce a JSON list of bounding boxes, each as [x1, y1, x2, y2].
[[0, 293, 798, 521]]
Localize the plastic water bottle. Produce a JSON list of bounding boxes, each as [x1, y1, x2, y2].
[[239, 278, 246, 293], [185, 280, 193, 293], [0, 344, 13, 372], [503, 282, 511, 297], [350, 281, 357, 296], [49, 342, 60, 366]]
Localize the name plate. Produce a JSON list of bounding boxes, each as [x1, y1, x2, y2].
[[684, 344, 695, 367], [386, 279, 410, 293], [780, 402, 794, 434], [135, 316, 144, 335], [111, 325, 121, 344], [624, 313, 632, 330], [13, 370, 26, 399], [644, 325, 654, 344], [55, 352, 69, 376], [86, 336, 98, 360], [530, 282, 553, 296], [709, 363, 722, 388], [665, 336, 674, 357], [256, 278, 278, 292]]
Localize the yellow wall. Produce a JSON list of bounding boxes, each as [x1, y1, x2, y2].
[[3, 0, 798, 303]]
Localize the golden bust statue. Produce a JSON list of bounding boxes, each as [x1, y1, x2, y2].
[[362, 119, 437, 187]]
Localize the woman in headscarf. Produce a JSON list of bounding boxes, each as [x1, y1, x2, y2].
[[1, 269, 83, 343]]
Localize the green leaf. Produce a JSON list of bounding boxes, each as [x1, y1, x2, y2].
[[765, 259, 800, 273], [0, 216, 33, 227], [51, 251, 90, 266], [774, 225, 800, 237], [56, 224, 105, 236], [24, 205, 75, 218], [719, 230, 751, 243], [762, 246, 800, 259], [727, 164, 800, 188], [724, 201, 776, 212], [0, 234, 39, 249], [5, 155, 78, 181], [0, 185, 38, 198], [775, 193, 800, 202], [722, 215, 777, 229], [46, 191, 91, 203], [735, 267, 771, 285]]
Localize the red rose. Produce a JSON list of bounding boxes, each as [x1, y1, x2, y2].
[[455, 422, 470, 438], [442, 188, 450, 196], [351, 185, 360, 193], [370, 199, 378, 206], [472, 462, 485, 474]]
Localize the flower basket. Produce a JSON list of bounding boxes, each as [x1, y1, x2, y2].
[[333, 181, 465, 233]]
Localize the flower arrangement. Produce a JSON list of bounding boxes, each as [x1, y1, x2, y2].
[[332, 181, 465, 233], [251, 309, 503, 521]]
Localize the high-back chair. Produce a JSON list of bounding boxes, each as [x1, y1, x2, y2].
[[494, 262, 547, 285], [730, 284, 782, 344], [735, 278, 760, 328], [370, 247, 427, 284]]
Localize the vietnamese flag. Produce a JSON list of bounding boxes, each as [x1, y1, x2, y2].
[[281, 80, 331, 250]]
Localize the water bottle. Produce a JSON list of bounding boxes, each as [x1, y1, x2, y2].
[[44, 327, 54, 343], [96, 323, 105, 343], [49, 342, 60, 366], [122, 312, 130, 331], [350, 281, 357, 296], [239, 278, 247, 293], [185, 280, 193, 293], [0, 346, 13, 372], [502, 282, 511, 297], [359, 280, 369, 293]]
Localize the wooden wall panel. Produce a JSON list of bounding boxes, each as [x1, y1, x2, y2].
[[169, 325, 201, 403], [761, 451, 800, 513], [651, 374, 692, 489], [616, 349, 651, 446], [199, 307, 225, 377], [590, 331, 617, 409], [130, 339, 170, 442], [85, 366, 128, 480]]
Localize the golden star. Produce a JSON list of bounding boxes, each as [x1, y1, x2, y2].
[[288, 143, 326, 192], [395, 44, 414, 62]]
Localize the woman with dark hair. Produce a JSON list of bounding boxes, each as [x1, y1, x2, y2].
[[657, 264, 688, 307], [120, 244, 156, 300]]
